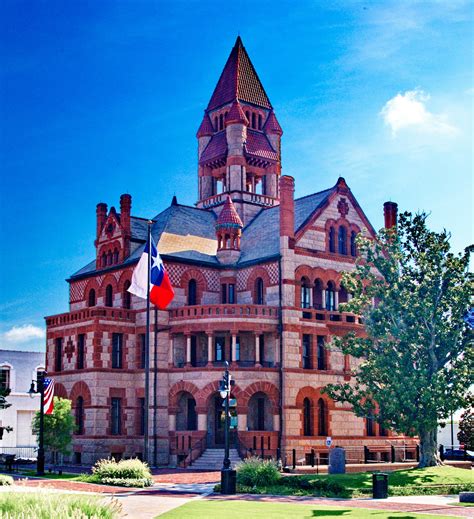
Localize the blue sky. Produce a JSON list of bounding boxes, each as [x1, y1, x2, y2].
[[0, 0, 472, 352]]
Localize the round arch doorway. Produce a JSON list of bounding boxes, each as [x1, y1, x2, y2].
[[207, 393, 238, 447]]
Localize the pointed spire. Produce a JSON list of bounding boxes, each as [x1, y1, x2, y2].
[[196, 113, 214, 137], [207, 36, 272, 111], [263, 111, 283, 135], [225, 100, 249, 126], [216, 195, 243, 229]]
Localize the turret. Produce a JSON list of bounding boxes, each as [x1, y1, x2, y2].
[[384, 201, 398, 229], [216, 195, 243, 264], [120, 194, 132, 258]]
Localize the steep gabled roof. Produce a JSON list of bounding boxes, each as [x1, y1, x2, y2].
[[207, 36, 272, 111]]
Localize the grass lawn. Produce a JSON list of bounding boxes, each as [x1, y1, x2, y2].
[[2, 469, 100, 484], [158, 500, 455, 519], [237, 466, 474, 497], [0, 491, 120, 518]]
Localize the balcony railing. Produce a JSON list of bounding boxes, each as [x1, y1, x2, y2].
[[200, 192, 278, 209], [300, 308, 363, 325], [169, 304, 279, 321], [46, 307, 136, 328]]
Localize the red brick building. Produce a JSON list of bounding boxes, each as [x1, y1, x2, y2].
[[45, 37, 417, 467]]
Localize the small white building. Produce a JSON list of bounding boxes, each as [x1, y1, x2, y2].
[[0, 350, 45, 456]]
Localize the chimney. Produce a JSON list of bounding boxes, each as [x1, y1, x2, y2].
[[384, 201, 398, 229], [279, 175, 295, 241], [120, 194, 132, 235], [96, 202, 107, 243]]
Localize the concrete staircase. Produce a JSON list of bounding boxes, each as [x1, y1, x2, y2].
[[189, 448, 242, 470]]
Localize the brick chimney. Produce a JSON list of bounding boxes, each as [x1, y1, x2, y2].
[[96, 202, 107, 244], [279, 175, 295, 242], [383, 201, 398, 229], [120, 194, 132, 259]]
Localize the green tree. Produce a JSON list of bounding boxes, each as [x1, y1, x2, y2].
[[32, 397, 75, 466], [457, 395, 474, 450], [325, 212, 473, 467], [0, 387, 13, 439]]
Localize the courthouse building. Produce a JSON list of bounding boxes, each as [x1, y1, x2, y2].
[[45, 37, 417, 466]]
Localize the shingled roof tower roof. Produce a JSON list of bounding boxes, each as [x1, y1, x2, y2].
[[206, 36, 272, 111]]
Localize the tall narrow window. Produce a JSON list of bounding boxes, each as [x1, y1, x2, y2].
[[139, 334, 146, 369], [338, 226, 347, 255], [88, 289, 96, 307], [107, 251, 113, 265], [214, 116, 218, 130], [302, 335, 312, 369], [101, 253, 107, 267], [113, 248, 119, 264], [214, 337, 225, 362], [350, 231, 357, 257], [188, 279, 197, 306], [139, 397, 145, 435], [326, 282, 336, 311], [367, 412, 376, 436], [77, 334, 85, 370], [0, 368, 10, 391], [55, 338, 63, 372], [111, 398, 122, 435], [105, 285, 113, 307], [221, 284, 227, 304], [187, 398, 197, 430], [301, 277, 311, 308], [259, 334, 265, 364], [257, 398, 265, 430], [252, 112, 256, 128], [313, 279, 323, 309], [255, 278, 264, 305], [258, 114, 262, 130], [318, 398, 327, 435], [75, 397, 84, 435], [112, 333, 123, 369], [219, 113, 224, 130], [317, 336, 326, 370], [235, 336, 240, 362], [228, 284, 235, 304], [123, 280, 131, 309], [329, 227, 336, 253], [303, 398, 313, 436]]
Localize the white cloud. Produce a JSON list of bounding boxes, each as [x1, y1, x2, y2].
[[380, 90, 458, 136], [2, 324, 45, 344]]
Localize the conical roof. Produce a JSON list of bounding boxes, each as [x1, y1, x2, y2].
[[216, 195, 243, 229], [225, 100, 249, 125], [207, 36, 272, 111], [263, 111, 283, 135], [196, 113, 214, 137]]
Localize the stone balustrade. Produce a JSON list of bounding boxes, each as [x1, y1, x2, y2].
[[169, 304, 279, 321], [45, 307, 136, 328]]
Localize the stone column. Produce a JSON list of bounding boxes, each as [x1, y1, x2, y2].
[[334, 291, 339, 311], [238, 413, 247, 432], [322, 289, 326, 310], [274, 335, 280, 365], [273, 414, 280, 431], [207, 333, 213, 365], [168, 336, 174, 366], [169, 414, 176, 431], [255, 334, 261, 366], [231, 334, 237, 364], [198, 414, 207, 431], [186, 335, 192, 365]]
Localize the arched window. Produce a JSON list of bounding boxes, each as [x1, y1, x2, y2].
[[214, 116, 218, 130], [252, 112, 256, 128], [188, 279, 197, 306], [107, 251, 113, 265], [248, 392, 272, 431], [75, 396, 84, 435], [176, 393, 197, 431], [317, 336, 326, 370], [101, 253, 107, 267], [123, 280, 131, 309], [317, 398, 327, 436], [219, 113, 224, 130], [303, 398, 313, 436], [329, 226, 336, 253], [113, 248, 119, 264], [258, 114, 262, 130], [350, 231, 357, 257], [300, 277, 311, 308], [88, 289, 96, 307], [338, 226, 347, 255], [105, 284, 113, 307], [313, 279, 323, 309], [367, 412, 376, 436], [326, 281, 336, 311], [255, 277, 264, 305]]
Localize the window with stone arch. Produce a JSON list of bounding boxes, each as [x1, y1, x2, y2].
[[252, 112, 256, 129], [255, 277, 264, 305], [303, 397, 313, 436], [188, 279, 197, 306], [300, 277, 311, 309], [101, 252, 107, 267], [123, 280, 131, 309], [88, 288, 96, 307], [350, 230, 357, 257], [313, 278, 324, 310], [107, 251, 113, 265], [258, 113, 262, 130], [105, 284, 113, 307], [113, 248, 119, 264], [338, 225, 347, 255], [329, 226, 336, 253], [325, 281, 336, 311], [317, 398, 328, 436]]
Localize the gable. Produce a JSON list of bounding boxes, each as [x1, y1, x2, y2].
[[97, 212, 122, 244]]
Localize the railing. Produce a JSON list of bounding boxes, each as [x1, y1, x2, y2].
[[0, 447, 37, 460], [200, 192, 278, 209], [300, 308, 363, 325], [169, 304, 279, 321], [46, 307, 135, 327], [171, 432, 207, 468], [237, 431, 279, 459]]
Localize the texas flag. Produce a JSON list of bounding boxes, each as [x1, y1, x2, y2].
[[128, 236, 175, 309]]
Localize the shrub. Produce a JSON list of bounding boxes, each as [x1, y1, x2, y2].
[[236, 457, 281, 487], [0, 475, 13, 486], [92, 458, 153, 487], [277, 476, 346, 496]]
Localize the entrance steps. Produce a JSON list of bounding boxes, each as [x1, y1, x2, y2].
[[189, 448, 242, 470]]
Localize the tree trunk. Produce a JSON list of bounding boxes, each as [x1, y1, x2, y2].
[[418, 428, 442, 468]]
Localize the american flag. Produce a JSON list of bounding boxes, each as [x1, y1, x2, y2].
[[44, 378, 55, 415]]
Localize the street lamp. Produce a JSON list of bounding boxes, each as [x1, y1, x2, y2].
[[219, 361, 236, 494], [28, 371, 46, 476]]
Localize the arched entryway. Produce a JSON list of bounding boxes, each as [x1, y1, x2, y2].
[[207, 393, 237, 447], [176, 392, 197, 431], [247, 392, 273, 431]]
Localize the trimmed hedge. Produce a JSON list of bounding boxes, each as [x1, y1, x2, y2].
[[92, 458, 153, 487]]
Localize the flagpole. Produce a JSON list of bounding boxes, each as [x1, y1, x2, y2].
[[144, 220, 153, 465]]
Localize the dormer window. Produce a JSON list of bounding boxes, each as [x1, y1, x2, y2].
[[88, 289, 96, 307]]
